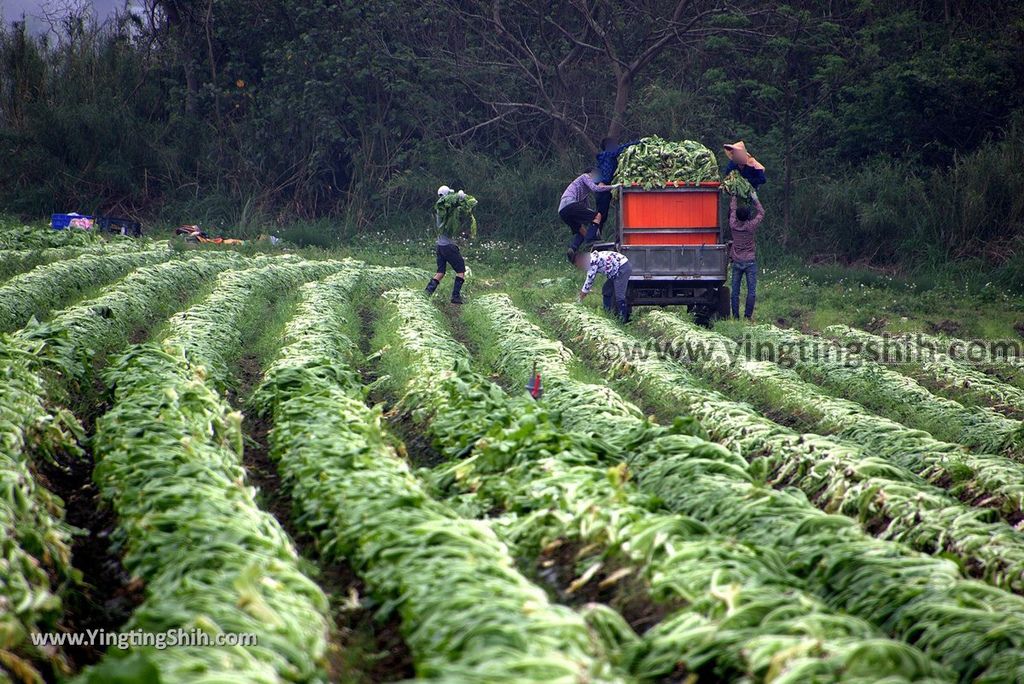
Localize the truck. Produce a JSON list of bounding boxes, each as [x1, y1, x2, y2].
[[596, 182, 731, 324]]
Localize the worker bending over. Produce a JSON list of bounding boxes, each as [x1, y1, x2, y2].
[[574, 249, 632, 322], [560, 168, 618, 263]]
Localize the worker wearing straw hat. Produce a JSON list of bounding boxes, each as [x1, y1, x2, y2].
[[723, 141, 766, 191]]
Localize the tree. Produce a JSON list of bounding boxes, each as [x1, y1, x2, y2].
[[426, 0, 763, 154]]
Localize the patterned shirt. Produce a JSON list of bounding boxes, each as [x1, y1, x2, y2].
[[582, 251, 629, 294], [559, 174, 606, 211]]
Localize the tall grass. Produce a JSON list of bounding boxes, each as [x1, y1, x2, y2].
[[782, 119, 1024, 270]]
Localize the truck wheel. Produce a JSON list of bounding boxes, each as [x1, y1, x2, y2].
[[693, 305, 714, 328], [717, 286, 731, 320]]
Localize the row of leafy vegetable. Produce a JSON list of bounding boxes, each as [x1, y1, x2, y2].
[[898, 329, 1024, 390], [618, 310, 1024, 592], [250, 274, 628, 683], [0, 241, 151, 285], [465, 293, 1024, 682], [0, 248, 172, 333], [75, 259, 348, 683], [0, 224, 125, 250], [373, 289, 952, 683], [722, 323, 1024, 459], [640, 315, 1024, 524], [822, 324, 1024, 419], [0, 333, 83, 684], [0, 251, 252, 684]]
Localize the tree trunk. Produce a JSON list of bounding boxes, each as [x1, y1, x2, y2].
[[606, 72, 633, 142], [782, 102, 793, 247]]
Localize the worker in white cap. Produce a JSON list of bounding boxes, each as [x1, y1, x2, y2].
[[425, 185, 473, 304]]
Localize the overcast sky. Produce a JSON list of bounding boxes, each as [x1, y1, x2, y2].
[[2, 0, 129, 32]]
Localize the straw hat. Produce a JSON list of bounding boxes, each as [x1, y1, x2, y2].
[[723, 141, 764, 170]]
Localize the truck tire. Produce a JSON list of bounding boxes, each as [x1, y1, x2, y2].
[[717, 286, 731, 320], [693, 305, 713, 328]]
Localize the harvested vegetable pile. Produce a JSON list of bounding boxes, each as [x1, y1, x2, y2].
[[723, 170, 754, 200], [436, 190, 478, 239], [613, 137, 719, 189]]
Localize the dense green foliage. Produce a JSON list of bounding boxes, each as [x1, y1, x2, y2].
[[378, 290, 952, 683], [1, 1, 1022, 270]]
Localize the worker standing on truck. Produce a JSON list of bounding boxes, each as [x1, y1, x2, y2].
[[728, 193, 765, 320], [574, 250, 632, 322], [723, 141, 767, 189], [426, 185, 473, 304], [594, 137, 638, 229], [560, 168, 618, 263]]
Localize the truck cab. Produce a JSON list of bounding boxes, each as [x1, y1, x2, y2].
[[597, 182, 731, 324]]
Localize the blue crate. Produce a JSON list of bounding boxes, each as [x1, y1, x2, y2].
[[51, 213, 93, 230]]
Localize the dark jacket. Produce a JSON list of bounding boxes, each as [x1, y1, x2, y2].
[[724, 160, 766, 189]]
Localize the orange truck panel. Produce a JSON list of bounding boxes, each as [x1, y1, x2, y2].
[[622, 188, 719, 229], [623, 230, 718, 246]]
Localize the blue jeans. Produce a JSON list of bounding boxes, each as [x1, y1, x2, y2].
[[731, 260, 757, 319], [601, 262, 632, 322], [568, 222, 601, 251]]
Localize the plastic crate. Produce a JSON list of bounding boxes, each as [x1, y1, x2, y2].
[[97, 216, 143, 237], [51, 213, 93, 230]]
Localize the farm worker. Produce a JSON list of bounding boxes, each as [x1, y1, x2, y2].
[[723, 141, 766, 190], [425, 185, 472, 304], [574, 249, 632, 322], [560, 168, 618, 263], [728, 194, 765, 320], [594, 137, 638, 228]]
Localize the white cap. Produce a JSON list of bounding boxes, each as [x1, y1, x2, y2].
[[437, 185, 452, 197]]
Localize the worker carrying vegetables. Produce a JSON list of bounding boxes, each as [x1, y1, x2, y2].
[[560, 168, 618, 263], [728, 193, 765, 320], [574, 249, 632, 322], [722, 141, 766, 189], [425, 185, 477, 304], [594, 137, 638, 228]]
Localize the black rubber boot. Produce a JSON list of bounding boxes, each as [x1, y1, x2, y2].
[[425, 277, 440, 295], [451, 276, 465, 304]]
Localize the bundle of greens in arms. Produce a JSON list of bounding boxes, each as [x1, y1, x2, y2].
[[646, 316, 1024, 522], [722, 170, 755, 201], [378, 291, 950, 683], [613, 137, 720, 189], [468, 293, 1024, 681], [250, 277, 624, 684], [436, 191, 478, 239]]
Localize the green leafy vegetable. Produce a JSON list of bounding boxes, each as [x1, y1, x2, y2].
[[613, 137, 720, 189], [722, 170, 754, 200], [436, 191, 479, 239]]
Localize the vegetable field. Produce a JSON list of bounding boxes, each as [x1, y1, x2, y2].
[[4, 223, 1024, 684]]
